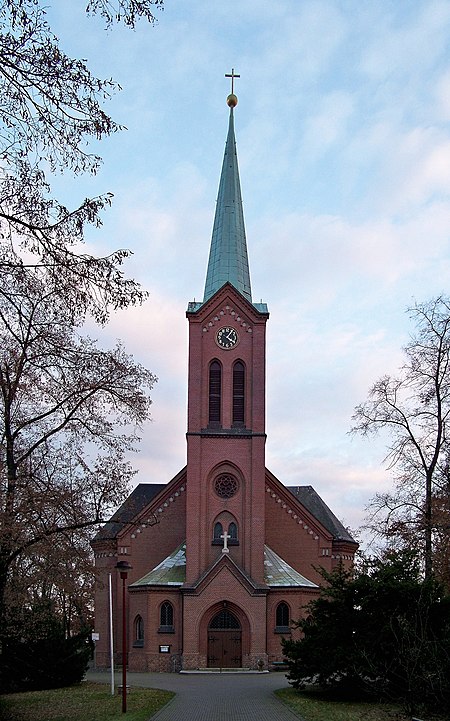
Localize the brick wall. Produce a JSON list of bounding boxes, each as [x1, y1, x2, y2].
[[185, 285, 269, 587]]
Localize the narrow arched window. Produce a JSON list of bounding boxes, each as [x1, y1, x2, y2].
[[232, 361, 245, 426], [275, 602, 290, 632], [209, 361, 221, 425], [134, 615, 144, 647], [228, 522, 238, 540], [159, 601, 174, 632], [212, 521, 223, 546]]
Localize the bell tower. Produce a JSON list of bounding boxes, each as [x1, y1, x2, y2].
[[185, 77, 269, 587]]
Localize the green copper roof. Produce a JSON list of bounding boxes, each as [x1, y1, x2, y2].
[[130, 543, 317, 589], [203, 107, 252, 304], [130, 543, 186, 587], [263, 546, 318, 588]]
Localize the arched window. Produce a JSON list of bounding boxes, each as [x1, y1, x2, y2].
[[232, 361, 245, 426], [159, 601, 174, 633], [213, 521, 223, 543], [213, 520, 239, 546], [134, 615, 144, 647], [275, 602, 290, 632], [209, 360, 221, 426], [209, 610, 241, 629]]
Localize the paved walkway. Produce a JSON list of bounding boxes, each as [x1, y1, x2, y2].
[[87, 670, 303, 721]]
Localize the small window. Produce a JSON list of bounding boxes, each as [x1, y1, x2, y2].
[[159, 601, 174, 633], [212, 521, 223, 544], [228, 522, 238, 545], [209, 361, 221, 426], [275, 602, 291, 633], [232, 361, 245, 426], [134, 615, 144, 647]]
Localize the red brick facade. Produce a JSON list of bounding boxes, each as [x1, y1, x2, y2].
[[91, 282, 358, 672]]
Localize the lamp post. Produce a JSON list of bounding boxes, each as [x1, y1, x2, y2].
[[116, 560, 133, 713]]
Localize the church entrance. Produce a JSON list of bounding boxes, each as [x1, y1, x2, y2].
[[207, 609, 242, 668]]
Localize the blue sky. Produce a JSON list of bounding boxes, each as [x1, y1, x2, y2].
[[47, 1, 450, 541]]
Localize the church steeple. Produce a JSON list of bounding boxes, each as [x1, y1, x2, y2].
[[203, 78, 252, 304]]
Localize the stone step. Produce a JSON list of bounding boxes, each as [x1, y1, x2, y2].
[[180, 668, 268, 674]]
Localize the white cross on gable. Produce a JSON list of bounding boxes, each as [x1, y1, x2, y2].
[[220, 530, 230, 554]]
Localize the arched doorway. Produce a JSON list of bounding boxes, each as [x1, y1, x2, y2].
[[207, 609, 242, 668]]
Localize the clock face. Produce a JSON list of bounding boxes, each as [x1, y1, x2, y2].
[[216, 326, 239, 349]]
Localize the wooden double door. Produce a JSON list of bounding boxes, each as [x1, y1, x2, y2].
[[207, 610, 242, 668]]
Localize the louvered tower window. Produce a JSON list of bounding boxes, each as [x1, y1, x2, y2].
[[232, 361, 245, 426], [209, 360, 221, 426]]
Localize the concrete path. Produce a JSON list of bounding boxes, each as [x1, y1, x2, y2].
[[86, 670, 303, 721]]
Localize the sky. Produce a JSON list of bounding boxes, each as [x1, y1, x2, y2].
[[46, 0, 450, 544]]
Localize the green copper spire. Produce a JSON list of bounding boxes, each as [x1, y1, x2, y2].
[[203, 88, 252, 304]]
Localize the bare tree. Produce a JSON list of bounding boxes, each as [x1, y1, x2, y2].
[[351, 296, 450, 580], [5, 526, 96, 639], [0, 0, 164, 639], [0, 0, 163, 322], [86, 0, 164, 27], [0, 267, 157, 619]]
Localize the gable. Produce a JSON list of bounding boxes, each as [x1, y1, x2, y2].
[[92, 483, 166, 542], [129, 541, 316, 590], [187, 282, 268, 323], [265, 467, 356, 544], [288, 484, 356, 543], [92, 466, 187, 544]]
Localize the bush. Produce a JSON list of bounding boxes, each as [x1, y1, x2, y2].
[[0, 602, 91, 693], [282, 552, 450, 715]]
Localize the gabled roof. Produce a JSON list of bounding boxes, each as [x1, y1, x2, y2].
[[93, 475, 356, 546], [92, 483, 166, 542], [203, 106, 252, 305], [129, 543, 317, 589], [287, 485, 356, 543]]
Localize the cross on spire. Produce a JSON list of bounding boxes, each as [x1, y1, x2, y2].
[[225, 68, 240, 95]]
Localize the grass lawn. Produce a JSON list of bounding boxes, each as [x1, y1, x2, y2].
[[276, 687, 418, 721], [0, 682, 174, 721]]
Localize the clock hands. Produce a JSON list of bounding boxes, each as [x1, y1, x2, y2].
[[216, 326, 238, 349]]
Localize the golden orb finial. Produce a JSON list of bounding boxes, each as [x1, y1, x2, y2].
[[225, 68, 240, 107]]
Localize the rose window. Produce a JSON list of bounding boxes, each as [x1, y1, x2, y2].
[[214, 474, 239, 499]]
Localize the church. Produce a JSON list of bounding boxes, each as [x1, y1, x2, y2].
[[91, 78, 358, 673]]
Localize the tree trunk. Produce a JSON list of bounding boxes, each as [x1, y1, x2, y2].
[[425, 471, 433, 580]]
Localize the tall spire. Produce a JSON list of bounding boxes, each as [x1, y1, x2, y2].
[[203, 74, 252, 304]]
